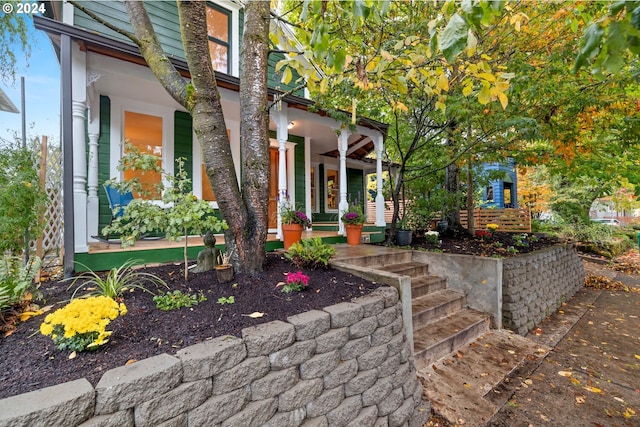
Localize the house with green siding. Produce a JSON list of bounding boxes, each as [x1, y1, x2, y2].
[[34, 1, 388, 271]]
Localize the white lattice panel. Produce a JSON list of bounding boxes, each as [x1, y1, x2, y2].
[[28, 140, 63, 269]]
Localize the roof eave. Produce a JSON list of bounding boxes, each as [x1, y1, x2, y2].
[[33, 15, 388, 135]]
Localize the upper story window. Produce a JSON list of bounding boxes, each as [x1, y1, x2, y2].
[[206, 4, 230, 74]]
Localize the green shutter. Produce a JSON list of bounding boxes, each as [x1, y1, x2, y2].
[[98, 95, 111, 233], [174, 110, 193, 189]]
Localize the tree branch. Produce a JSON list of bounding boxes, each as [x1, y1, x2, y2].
[[268, 83, 308, 110], [68, 1, 138, 43]]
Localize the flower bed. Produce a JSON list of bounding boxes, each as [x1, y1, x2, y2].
[[0, 286, 430, 427]]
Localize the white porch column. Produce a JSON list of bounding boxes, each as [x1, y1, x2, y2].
[[374, 133, 386, 227], [86, 99, 100, 241], [272, 105, 288, 239], [337, 128, 350, 235], [72, 46, 88, 252]]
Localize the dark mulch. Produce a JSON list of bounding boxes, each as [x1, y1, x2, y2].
[[407, 231, 557, 257], [0, 252, 380, 399]]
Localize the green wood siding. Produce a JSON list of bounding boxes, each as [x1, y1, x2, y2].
[[98, 95, 111, 233], [291, 134, 305, 209], [268, 51, 305, 97], [174, 110, 193, 188], [73, 2, 304, 95], [74, 1, 186, 60], [347, 168, 365, 211]]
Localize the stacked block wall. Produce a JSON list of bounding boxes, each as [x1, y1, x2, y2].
[[502, 244, 585, 335], [0, 287, 430, 427]]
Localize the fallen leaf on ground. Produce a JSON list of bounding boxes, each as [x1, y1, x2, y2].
[[585, 275, 634, 292], [583, 385, 603, 394], [242, 312, 265, 318], [576, 396, 585, 404], [19, 310, 43, 321], [68, 351, 77, 359], [558, 371, 573, 377]]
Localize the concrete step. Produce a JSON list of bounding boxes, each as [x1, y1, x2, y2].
[[332, 250, 413, 269], [377, 261, 430, 278], [416, 330, 550, 427], [411, 289, 465, 330], [413, 309, 490, 371], [412, 275, 447, 298]]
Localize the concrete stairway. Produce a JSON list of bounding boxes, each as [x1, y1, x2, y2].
[[330, 245, 552, 426], [377, 260, 490, 371]]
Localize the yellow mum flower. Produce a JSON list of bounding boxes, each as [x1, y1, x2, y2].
[[40, 295, 127, 352]]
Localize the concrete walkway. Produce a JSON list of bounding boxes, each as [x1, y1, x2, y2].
[[486, 261, 640, 426]]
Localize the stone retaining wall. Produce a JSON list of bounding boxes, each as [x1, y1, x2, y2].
[[0, 286, 430, 427], [502, 244, 585, 335]]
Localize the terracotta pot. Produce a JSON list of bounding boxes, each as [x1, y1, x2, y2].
[[282, 223, 304, 249], [345, 223, 363, 245]]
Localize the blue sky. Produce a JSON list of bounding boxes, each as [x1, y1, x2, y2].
[[0, 16, 60, 144]]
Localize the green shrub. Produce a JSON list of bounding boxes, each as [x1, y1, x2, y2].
[[0, 255, 41, 311], [285, 237, 336, 269], [153, 290, 206, 311], [0, 144, 48, 253], [67, 259, 167, 299]]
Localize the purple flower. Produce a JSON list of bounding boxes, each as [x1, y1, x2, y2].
[[345, 212, 358, 221]]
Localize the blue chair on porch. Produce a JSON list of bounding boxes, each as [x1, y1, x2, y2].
[[104, 183, 134, 220], [93, 184, 134, 243], [99, 184, 162, 243]]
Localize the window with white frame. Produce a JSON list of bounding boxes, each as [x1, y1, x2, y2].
[[326, 168, 339, 212]]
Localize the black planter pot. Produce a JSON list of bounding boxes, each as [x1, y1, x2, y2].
[[437, 220, 448, 233], [396, 229, 413, 246]]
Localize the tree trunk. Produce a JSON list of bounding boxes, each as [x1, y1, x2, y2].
[[122, 1, 270, 273], [235, 0, 271, 273], [445, 162, 461, 228], [466, 156, 475, 236]]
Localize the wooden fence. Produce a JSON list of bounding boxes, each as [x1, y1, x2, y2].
[[459, 208, 531, 233], [367, 201, 531, 233]]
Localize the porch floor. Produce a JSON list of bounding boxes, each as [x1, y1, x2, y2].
[[87, 229, 342, 254]]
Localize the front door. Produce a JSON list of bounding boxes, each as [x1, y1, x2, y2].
[[268, 148, 279, 228]]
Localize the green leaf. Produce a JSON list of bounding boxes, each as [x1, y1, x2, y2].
[[333, 47, 347, 72], [573, 23, 605, 73], [440, 13, 468, 63], [609, 1, 626, 15], [602, 22, 625, 73], [632, 3, 640, 29]]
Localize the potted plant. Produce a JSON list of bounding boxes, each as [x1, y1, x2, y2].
[[395, 217, 413, 246], [341, 203, 366, 245], [215, 249, 234, 283], [280, 198, 311, 250]]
